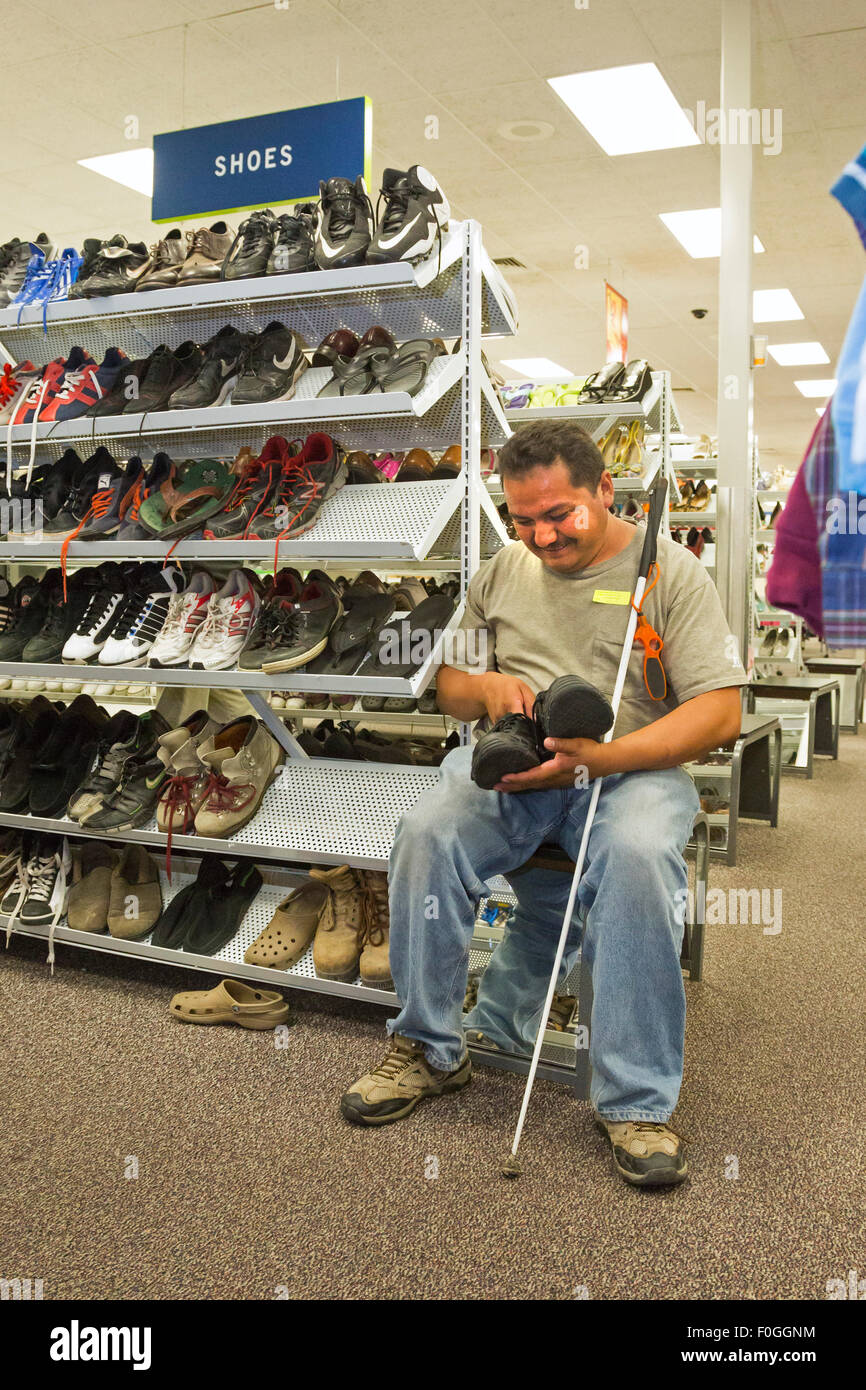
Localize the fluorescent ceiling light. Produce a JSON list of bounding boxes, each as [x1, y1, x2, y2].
[[501, 357, 574, 380], [816, 407, 826, 415], [659, 208, 764, 258], [768, 341, 829, 366], [753, 288, 804, 322], [794, 378, 836, 398], [77, 148, 154, 196], [547, 63, 700, 156]]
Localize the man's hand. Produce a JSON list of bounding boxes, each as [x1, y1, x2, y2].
[[496, 737, 611, 793], [480, 672, 536, 724]]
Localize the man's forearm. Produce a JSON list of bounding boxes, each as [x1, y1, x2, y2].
[[593, 688, 743, 775], [436, 664, 489, 721]]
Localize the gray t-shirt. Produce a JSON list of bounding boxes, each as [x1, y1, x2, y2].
[[453, 530, 747, 738]]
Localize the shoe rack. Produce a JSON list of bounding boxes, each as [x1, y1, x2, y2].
[[495, 370, 680, 525], [668, 446, 717, 578], [0, 219, 517, 1004]]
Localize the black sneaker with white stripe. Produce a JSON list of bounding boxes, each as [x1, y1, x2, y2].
[[314, 177, 374, 270], [97, 564, 183, 667], [366, 166, 450, 265], [61, 561, 140, 663]]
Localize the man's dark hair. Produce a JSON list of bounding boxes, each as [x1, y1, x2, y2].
[[497, 420, 604, 491]]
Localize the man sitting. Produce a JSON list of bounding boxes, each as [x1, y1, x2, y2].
[[341, 420, 744, 1186]]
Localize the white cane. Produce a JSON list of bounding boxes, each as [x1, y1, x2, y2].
[[502, 479, 667, 1178]]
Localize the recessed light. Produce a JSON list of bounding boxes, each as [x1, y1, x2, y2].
[[753, 288, 804, 322], [501, 357, 574, 380], [77, 148, 154, 196], [659, 208, 764, 258], [547, 63, 700, 156], [497, 120, 555, 143], [815, 406, 825, 415], [768, 341, 829, 366], [795, 378, 836, 398]]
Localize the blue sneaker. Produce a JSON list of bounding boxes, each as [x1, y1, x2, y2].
[[0, 234, 52, 308], [11, 246, 80, 326]]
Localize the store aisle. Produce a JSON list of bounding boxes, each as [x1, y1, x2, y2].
[[1, 737, 863, 1301]]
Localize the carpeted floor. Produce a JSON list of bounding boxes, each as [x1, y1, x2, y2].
[[1, 735, 863, 1301]]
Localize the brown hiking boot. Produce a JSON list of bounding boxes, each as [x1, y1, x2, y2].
[[596, 1117, 688, 1187], [341, 1034, 472, 1126], [310, 865, 392, 985], [194, 717, 282, 838]]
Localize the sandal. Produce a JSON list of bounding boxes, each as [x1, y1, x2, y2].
[[137, 457, 234, 539], [528, 384, 559, 408], [316, 344, 392, 398], [577, 361, 626, 403], [607, 358, 653, 403], [169, 978, 290, 1029], [555, 379, 587, 405], [597, 425, 624, 467]]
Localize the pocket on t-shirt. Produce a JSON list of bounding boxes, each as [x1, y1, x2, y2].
[[591, 635, 647, 706]]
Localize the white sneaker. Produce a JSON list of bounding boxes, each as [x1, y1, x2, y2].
[[188, 568, 260, 671], [61, 566, 129, 664], [62, 679, 83, 693], [11, 678, 28, 690], [93, 683, 116, 698], [25, 678, 45, 691], [148, 570, 216, 668], [16, 836, 71, 973], [44, 679, 64, 691], [282, 693, 306, 709], [99, 566, 183, 667]]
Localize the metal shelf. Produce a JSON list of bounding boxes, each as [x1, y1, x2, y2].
[[486, 450, 665, 499], [0, 480, 506, 566], [0, 220, 517, 355], [285, 705, 454, 729], [4, 349, 511, 462], [503, 372, 680, 436], [0, 757, 441, 872]]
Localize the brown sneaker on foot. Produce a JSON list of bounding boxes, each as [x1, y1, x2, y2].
[[341, 1034, 472, 1126], [596, 1117, 688, 1187]]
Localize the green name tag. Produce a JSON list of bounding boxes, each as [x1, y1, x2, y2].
[[593, 589, 631, 605]]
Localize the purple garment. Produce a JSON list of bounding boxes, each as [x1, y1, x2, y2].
[[766, 454, 823, 636]]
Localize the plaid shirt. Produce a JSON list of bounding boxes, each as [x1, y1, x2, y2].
[[807, 402, 866, 646]]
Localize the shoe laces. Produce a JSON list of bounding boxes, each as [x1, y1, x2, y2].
[[201, 768, 256, 813], [27, 851, 58, 903], [156, 592, 192, 641], [77, 584, 120, 636], [148, 237, 176, 268], [494, 710, 537, 740], [110, 580, 158, 638], [226, 459, 261, 512], [88, 738, 130, 788], [195, 595, 233, 649], [159, 770, 206, 879], [357, 871, 389, 948], [185, 228, 211, 257], [234, 211, 272, 255], [368, 1037, 420, 1082], [60, 487, 116, 598], [323, 185, 373, 240], [0, 363, 22, 406], [376, 182, 411, 237]]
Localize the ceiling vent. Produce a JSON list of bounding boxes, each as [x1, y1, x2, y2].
[[493, 256, 527, 269]]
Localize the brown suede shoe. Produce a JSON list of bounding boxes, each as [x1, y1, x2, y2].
[[341, 1034, 472, 1126], [596, 1117, 688, 1187], [67, 842, 117, 933]]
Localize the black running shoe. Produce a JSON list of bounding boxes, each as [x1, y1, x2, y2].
[[29, 694, 109, 818], [22, 448, 86, 524], [222, 210, 277, 281], [68, 234, 126, 299], [41, 447, 119, 537], [230, 321, 307, 405], [367, 166, 451, 265], [22, 567, 104, 663], [122, 342, 203, 413], [0, 703, 61, 811], [533, 674, 614, 743], [314, 177, 374, 270], [81, 240, 149, 295], [267, 203, 318, 274], [202, 436, 288, 540], [86, 353, 153, 417], [84, 748, 169, 833], [471, 712, 541, 790], [167, 325, 251, 410], [67, 708, 140, 822], [0, 573, 56, 659]]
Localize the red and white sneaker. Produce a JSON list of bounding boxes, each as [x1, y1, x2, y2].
[[8, 353, 69, 426], [148, 570, 217, 668], [188, 568, 261, 670], [39, 347, 128, 424]]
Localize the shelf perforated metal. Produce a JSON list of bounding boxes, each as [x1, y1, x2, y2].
[[504, 372, 679, 437], [0, 221, 517, 361], [0, 759, 441, 870], [5, 353, 510, 464]]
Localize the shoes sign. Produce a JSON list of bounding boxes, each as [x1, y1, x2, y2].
[[152, 96, 372, 223]]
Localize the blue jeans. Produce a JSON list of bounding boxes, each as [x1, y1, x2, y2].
[[386, 745, 699, 1121]]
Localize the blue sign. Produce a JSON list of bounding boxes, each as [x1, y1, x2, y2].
[[152, 96, 372, 223]]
